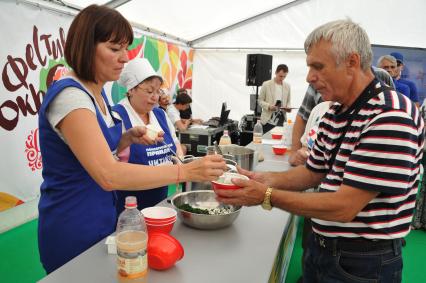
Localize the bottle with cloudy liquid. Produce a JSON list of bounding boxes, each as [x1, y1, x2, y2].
[[253, 120, 264, 162], [116, 196, 148, 282], [219, 130, 232, 145]]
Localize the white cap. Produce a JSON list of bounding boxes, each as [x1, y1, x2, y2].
[[118, 58, 162, 90]]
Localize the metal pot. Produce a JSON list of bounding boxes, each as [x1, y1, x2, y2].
[[206, 145, 255, 170], [181, 155, 237, 191]]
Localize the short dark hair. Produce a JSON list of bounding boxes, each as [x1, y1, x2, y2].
[[175, 92, 192, 105], [65, 5, 133, 83], [276, 64, 289, 73], [177, 88, 188, 95]]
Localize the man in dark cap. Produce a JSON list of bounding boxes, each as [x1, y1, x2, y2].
[[391, 52, 419, 107]]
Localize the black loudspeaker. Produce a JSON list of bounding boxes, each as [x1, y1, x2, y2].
[[246, 54, 273, 86]]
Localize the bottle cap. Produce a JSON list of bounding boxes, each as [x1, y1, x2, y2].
[[125, 196, 137, 208]]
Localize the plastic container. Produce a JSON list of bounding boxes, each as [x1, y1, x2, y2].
[[272, 145, 288, 155], [142, 206, 177, 235], [271, 133, 283, 140], [253, 120, 264, 161], [116, 196, 148, 280], [219, 130, 232, 145], [148, 232, 184, 270], [211, 172, 249, 190], [283, 120, 294, 147]]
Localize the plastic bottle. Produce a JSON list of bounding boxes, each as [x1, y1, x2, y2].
[[116, 196, 148, 282], [219, 130, 232, 145], [253, 120, 264, 162], [284, 119, 294, 147]]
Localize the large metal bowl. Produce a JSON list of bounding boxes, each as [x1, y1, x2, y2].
[[171, 190, 242, 230]]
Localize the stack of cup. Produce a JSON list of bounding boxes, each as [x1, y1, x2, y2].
[[141, 207, 177, 234]]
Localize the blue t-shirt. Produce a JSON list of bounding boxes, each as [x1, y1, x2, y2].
[[394, 79, 412, 101], [398, 78, 419, 103]]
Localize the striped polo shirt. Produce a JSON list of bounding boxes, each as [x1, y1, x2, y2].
[[307, 79, 425, 239]]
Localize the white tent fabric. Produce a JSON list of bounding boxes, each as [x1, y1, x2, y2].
[[60, 0, 426, 49], [194, 0, 426, 49], [57, 0, 426, 121]]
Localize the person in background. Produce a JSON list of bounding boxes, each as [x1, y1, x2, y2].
[[167, 91, 193, 131], [215, 19, 424, 282], [112, 58, 184, 214], [289, 66, 395, 166], [37, 5, 226, 273], [258, 64, 292, 133], [176, 88, 203, 124], [158, 88, 171, 111], [290, 100, 333, 283], [377, 55, 412, 100], [391, 52, 419, 107]]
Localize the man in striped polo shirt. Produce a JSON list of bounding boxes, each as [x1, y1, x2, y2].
[[215, 19, 424, 282]]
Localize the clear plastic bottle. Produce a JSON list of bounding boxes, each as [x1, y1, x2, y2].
[[284, 119, 294, 147], [116, 196, 148, 282], [219, 130, 232, 145], [253, 120, 264, 161]]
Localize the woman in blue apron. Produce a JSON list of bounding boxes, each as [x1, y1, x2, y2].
[[38, 5, 226, 274], [113, 58, 185, 214]]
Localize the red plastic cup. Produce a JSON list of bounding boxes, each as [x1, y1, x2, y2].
[[141, 206, 177, 222], [211, 172, 249, 190], [272, 145, 287, 155], [271, 133, 283, 139], [148, 232, 184, 270], [145, 217, 177, 225], [146, 219, 176, 234]]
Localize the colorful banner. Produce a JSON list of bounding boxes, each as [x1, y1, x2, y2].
[[0, 1, 193, 213]]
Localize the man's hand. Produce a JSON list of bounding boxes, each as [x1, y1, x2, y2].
[[288, 148, 309, 166], [214, 178, 268, 207], [237, 166, 270, 185], [268, 105, 278, 111]]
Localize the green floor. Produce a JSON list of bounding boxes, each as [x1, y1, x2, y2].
[[1, 204, 425, 282], [285, 218, 426, 283]]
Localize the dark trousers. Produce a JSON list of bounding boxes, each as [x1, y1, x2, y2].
[[303, 234, 403, 283], [262, 123, 276, 134]]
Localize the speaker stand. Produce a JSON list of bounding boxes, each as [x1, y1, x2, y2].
[[254, 86, 261, 121]]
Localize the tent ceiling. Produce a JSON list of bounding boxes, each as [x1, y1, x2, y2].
[[37, 0, 426, 49], [63, 0, 294, 43]]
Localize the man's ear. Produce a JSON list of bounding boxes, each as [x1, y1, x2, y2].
[[347, 53, 361, 69]]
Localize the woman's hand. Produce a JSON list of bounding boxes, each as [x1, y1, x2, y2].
[[127, 126, 164, 145], [117, 126, 164, 153], [180, 154, 227, 182]]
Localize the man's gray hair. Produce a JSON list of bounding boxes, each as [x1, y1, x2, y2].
[[377, 55, 397, 66], [304, 19, 373, 71]]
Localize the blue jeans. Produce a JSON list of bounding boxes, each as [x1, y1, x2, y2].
[[303, 234, 402, 283]]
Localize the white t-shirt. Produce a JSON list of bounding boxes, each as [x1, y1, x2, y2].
[[300, 101, 332, 148], [46, 77, 114, 142], [115, 97, 179, 144], [166, 104, 182, 126], [274, 83, 283, 105]]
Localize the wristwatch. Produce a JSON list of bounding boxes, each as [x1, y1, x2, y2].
[[261, 187, 273, 210]]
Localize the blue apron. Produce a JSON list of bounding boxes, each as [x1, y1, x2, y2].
[[112, 105, 176, 214], [38, 78, 122, 273]]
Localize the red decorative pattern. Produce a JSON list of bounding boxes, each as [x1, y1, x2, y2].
[[25, 128, 42, 171]]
